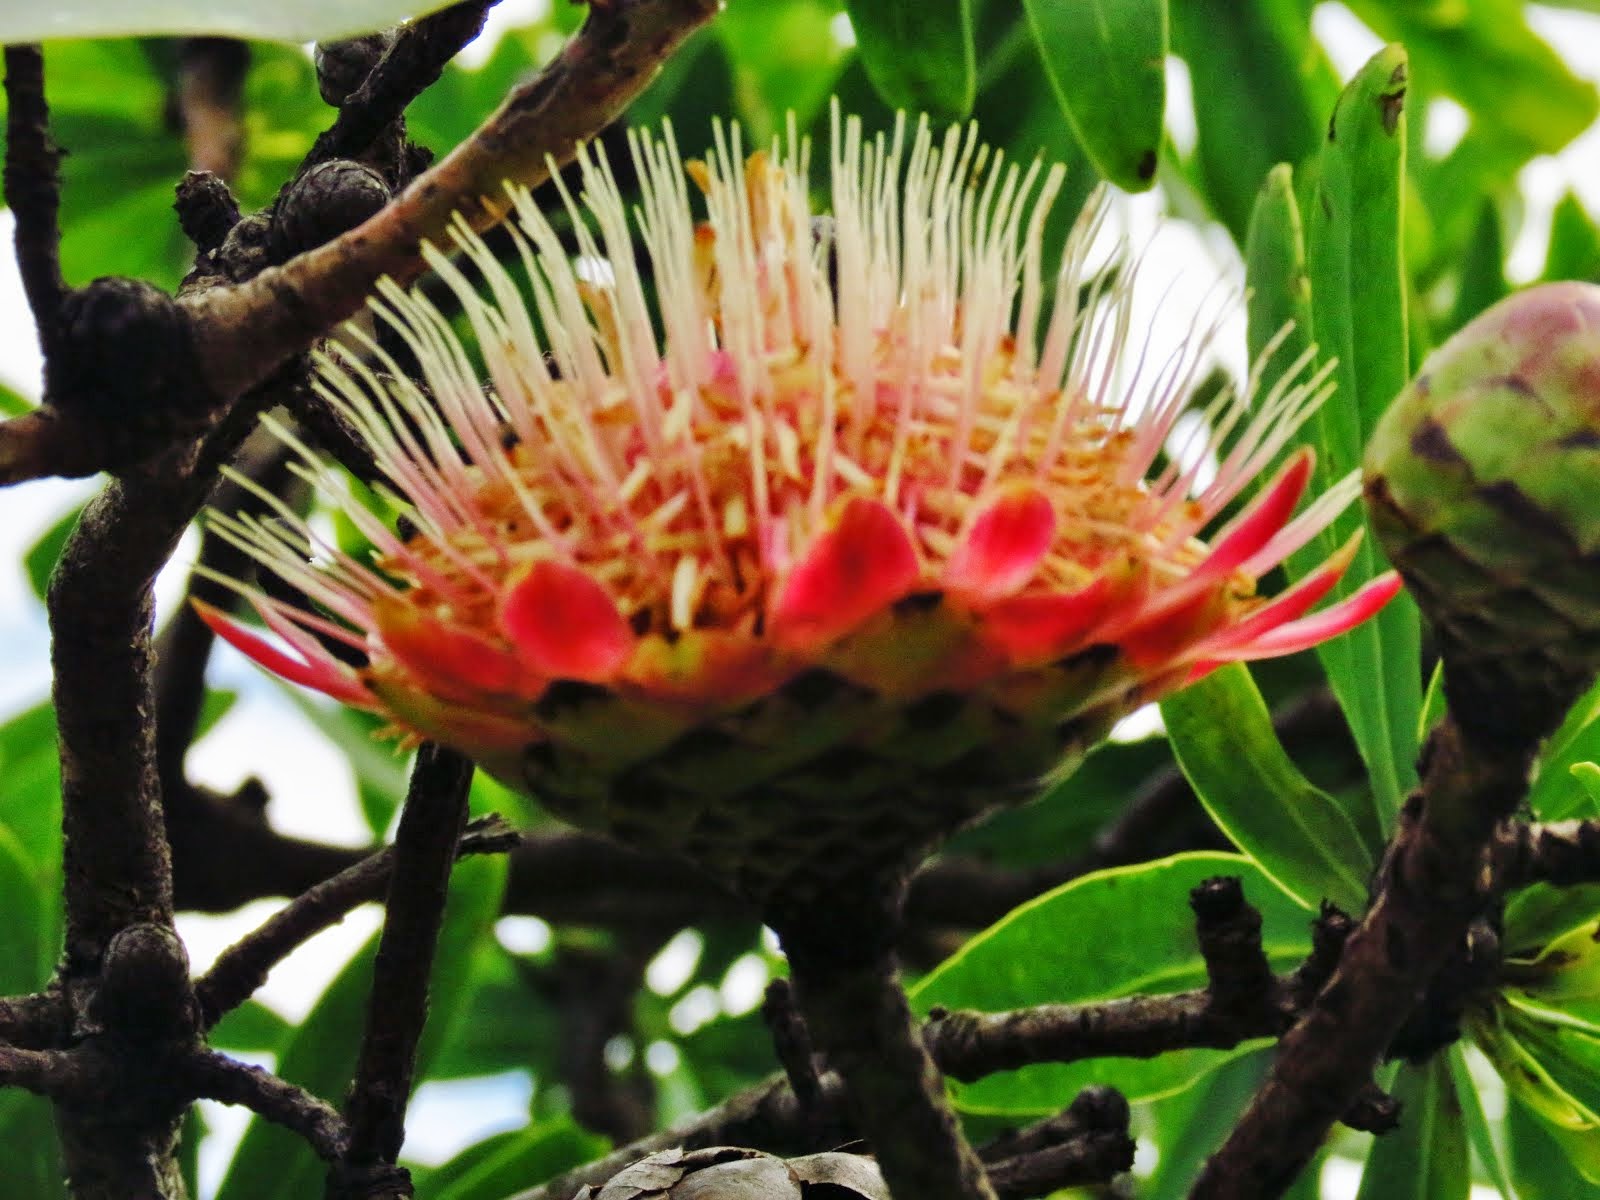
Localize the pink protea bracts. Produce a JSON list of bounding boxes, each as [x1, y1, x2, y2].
[[199, 112, 1399, 907]]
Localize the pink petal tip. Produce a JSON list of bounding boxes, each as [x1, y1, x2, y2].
[[500, 559, 632, 683], [771, 496, 920, 648], [945, 482, 1058, 604]]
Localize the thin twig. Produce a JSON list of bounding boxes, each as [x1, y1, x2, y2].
[[182, 0, 718, 405], [182, 1050, 349, 1162], [3, 45, 66, 350], [341, 745, 473, 1172], [1495, 817, 1600, 891], [194, 815, 516, 1027], [306, 0, 498, 170], [174, 39, 251, 179]]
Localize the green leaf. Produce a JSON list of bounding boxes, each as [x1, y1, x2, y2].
[[0, 384, 31, 417], [716, 0, 850, 141], [0, 821, 64, 1200], [215, 854, 507, 1200], [1529, 677, 1600, 821], [1473, 1005, 1600, 1182], [1162, 664, 1373, 912], [1354, 1056, 1470, 1200], [1443, 198, 1508, 336], [1345, 0, 1598, 158], [420, 1121, 608, 1200], [843, 0, 974, 121], [208, 1000, 293, 1053], [1300, 44, 1424, 830], [1446, 1045, 1514, 1200], [1023, 0, 1167, 191], [1142, 1048, 1271, 1198], [911, 852, 1312, 1114], [6, 1, 460, 41], [1170, 0, 1336, 241], [1544, 192, 1600, 283]]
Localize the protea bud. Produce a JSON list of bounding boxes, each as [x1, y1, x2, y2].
[[1364, 282, 1600, 745], [199, 110, 1397, 912]]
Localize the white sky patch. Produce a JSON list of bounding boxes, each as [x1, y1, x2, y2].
[[1109, 702, 1166, 744], [668, 983, 720, 1035], [495, 913, 553, 956], [1311, 4, 1384, 81], [177, 900, 383, 1022], [1164, 56, 1198, 159], [646, 928, 704, 995], [719, 952, 770, 1017], [828, 10, 856, 50], [405, 1071, 535, 1165], [455, 0, 550, 69], [645, 1039, 681, 1076], [1423, 96, 1470, 159]]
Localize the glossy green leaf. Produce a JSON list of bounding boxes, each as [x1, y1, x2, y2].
[[5, 1, 458, 41], [1544, 193, 1600, 283], [1444, 198, 1507, 336], [1446, 1045, 1514, 1200], [0, 820, 64, 1200], [1473, 1005, 1600, 1182], [1142, 1048, 1271, 1198], [843, 0, 974, 121], [1162, 664, 1373, 912], [0, 384, 30, 417], [422, 1121, 608, 1200], [1509, 1095, 1599, 1198], [1354, 1056, 1469, 1200], [1527, 677, 1600, 821], [215, 854, 506, 1200], [1023, 0, 1166, 190], [208, 999, 293, 1053], [1170, 0, 1335, 240], [1300, 44, 1423, 830], [911, 852, 1312, 1114], [716, 0, 850, 140], [1504, 884, 1600, 960], [1346, 0, 1598, 158]]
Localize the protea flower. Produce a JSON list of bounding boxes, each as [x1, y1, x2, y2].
[[198, 111, 1398, 913], [1365, 282, 1600, 746]]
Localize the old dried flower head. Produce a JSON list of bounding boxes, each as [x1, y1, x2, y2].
[[199, 111, 1399, 908]]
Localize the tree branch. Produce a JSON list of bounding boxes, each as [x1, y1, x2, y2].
[[307, 0, 498, 170], [0, 1043, 86, 1100], [182, 0, 718, 406], [1192, 717, 1536, 1198], [194, 815, 516, 1027], [182, 1049, 349, 1162], [1495, 817, 1600, 890], [340, 745, 473, 1181], [3, 44, 65, 351], [0, 991, 67, 1050]]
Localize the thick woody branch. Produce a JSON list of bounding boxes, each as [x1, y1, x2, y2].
[[1192, 716, 1536, 1199], [0, 991, 67, 1050], [3, 45, 65, 349], [0, 1043, 86, 1100], [194, 815, 516, 1027], [341, 746, 473, 1177]]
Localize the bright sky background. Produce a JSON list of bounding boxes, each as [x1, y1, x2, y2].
[[0, 3, 1597, 1195]]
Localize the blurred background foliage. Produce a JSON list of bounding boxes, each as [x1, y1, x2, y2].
[[6, 1, 1600, 1197]]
